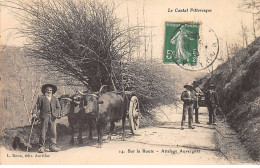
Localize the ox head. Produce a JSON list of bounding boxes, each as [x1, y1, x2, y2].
[[79, 85, 107, 115], [58, 94, 82, 116], [81, 94, 103, 115]]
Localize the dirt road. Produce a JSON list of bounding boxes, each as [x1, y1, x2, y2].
[[1, 104, 256, 165]]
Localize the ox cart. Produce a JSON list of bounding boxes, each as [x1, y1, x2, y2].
[[58, 85, 142, 147], [122, 91, 141, 134]]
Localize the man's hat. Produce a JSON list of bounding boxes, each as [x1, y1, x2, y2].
[[192, 81, 198, 86], [41, 84, 57, 94], [184, 83, 193, 88]]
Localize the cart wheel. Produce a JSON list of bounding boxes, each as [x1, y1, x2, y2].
[[128, 96, 140, 134]]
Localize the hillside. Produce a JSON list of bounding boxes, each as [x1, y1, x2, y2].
[[197, 38, 260, 161], [0, 45, 89, 130]]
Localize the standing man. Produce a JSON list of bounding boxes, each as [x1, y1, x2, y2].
[[181, 83, 196, 130], [32, 84, 61, 153], [192, 81, 204, 124], [205, 83, 219, 125]]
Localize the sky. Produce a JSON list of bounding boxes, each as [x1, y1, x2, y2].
[[0, 0, 258, 71]]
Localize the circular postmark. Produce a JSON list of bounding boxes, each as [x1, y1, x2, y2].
[[164, 22, 219, 71]]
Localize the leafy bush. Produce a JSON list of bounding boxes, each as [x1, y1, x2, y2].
[[121, 58, 178, 112]]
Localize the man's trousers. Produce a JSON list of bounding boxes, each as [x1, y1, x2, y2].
[[181, 104, 194, 127], [39, 114, 57, 148], [207, 104, 217, 124]]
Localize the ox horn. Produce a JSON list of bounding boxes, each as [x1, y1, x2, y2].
[[61, 97, 73, 101], [74, 100, 81, 105], [87, 94, 99, 98], [74, 95, 81, 99], [77, 90, 84, 95], [99, 85, 108, 93]]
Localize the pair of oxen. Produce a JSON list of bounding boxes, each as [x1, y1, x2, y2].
[[58, 86, 128, 148]]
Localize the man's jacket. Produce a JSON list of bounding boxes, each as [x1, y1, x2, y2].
[[33, 95, 61, 119], [181, 90, 196, 105], [205, 90, 219, 106]]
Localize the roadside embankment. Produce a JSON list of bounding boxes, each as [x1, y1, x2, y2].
[[197, 38, 260, 161]]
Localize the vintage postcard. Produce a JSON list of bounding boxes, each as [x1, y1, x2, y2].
[[0, 0, 259, 165]]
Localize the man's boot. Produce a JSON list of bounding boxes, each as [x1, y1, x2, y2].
[[49, 145, 61, 152], [38, 147, 45, 153]]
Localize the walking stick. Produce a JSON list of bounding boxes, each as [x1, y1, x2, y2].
[[196, 94, 199, 108], [27, 116, 36, 152], [27, 101, 38, 152]]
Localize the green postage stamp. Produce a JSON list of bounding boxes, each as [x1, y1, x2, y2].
[[164, 22, 200, 66]]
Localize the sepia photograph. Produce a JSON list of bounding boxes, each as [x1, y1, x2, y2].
[[0, 0, 259, 165]]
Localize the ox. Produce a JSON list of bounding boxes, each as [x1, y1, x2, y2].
[[59, 94, 95, 145], [81, 87, 128, 148]]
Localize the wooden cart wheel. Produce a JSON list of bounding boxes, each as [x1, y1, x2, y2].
[[128, 96, 140, 134]]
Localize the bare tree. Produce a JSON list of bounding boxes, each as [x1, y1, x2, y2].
[[1, 46, 44, 125], [225, 38, 232, 73], [3, 0, 140, 91], [239, 0, 260, 40], [241, 20, 249, 47], [2, 0, 180, 117], [142, 0, 147, 64]]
